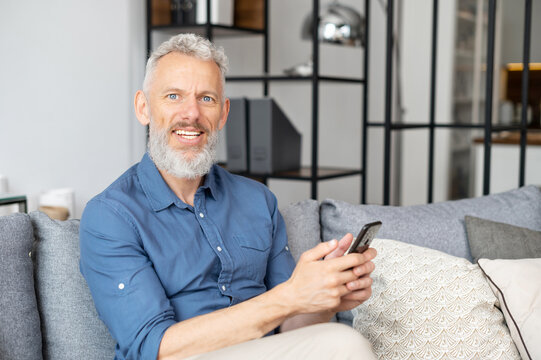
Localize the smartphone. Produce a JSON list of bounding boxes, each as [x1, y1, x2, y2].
[[344, 221, 382, 255]]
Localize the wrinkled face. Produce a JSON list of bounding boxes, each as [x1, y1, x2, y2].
[[135, 52, 230, 179], [144, 52, 229, 160]]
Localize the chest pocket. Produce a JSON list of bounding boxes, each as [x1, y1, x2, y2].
[[232, 227, 272, 283]]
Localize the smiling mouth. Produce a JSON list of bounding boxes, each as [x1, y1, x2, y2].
[[174, 129, 203, 140]]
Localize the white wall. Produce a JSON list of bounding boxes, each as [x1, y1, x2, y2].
[[0, 0, 147, 218]]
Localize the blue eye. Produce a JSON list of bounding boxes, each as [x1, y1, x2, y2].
[[202, 96, 212, 102], [168, 94, 178, 100]]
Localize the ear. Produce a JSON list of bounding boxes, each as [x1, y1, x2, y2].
[[134, 90, 150, 126], [218, 98, 230, 130]]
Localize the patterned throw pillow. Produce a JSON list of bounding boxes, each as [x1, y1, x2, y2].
[[353, 239, 520, 359]]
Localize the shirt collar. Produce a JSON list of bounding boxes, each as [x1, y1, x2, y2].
[[137, 153, 218, 212], [200, 164, 219, 201]]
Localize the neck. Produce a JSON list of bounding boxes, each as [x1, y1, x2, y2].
[[158, 169, 204, 207]]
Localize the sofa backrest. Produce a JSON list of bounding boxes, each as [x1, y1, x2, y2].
[[30, 211, 116, 360], [320, 185, 541, 261], [0, 213, 43, 359], [0, 211, 115, 360]]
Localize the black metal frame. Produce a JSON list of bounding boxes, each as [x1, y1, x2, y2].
[[146, 0, 368, 202], [365, 0, 534, 205]]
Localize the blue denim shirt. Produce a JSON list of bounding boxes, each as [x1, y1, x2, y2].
[[79, 153, 296, 360]]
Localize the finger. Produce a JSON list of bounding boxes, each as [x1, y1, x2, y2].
[[362, 247, 378, 262], [346, 275, 373, 291], [299, 239, 338, 263], [334, 284, 354, 298], [325, 269, 363, 289], [338, 248, 377, 273], [328, 251, 372, 272], [324, 233, 353, 260], [352, 261, 376, 277], [342, 287, 373, 302], [338, 233, 354, 252]]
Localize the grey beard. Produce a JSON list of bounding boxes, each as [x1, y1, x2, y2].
[[147, 122, 219, 180]]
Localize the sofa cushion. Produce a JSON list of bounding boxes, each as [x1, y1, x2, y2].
[[0, 213, 43, 360], [478, 258, 541, 360], [466, 216, 541, 263], [321, 185, 541, 261], [30, 211, 115, 360], [280, 199, 321, 262], [353, 238, 521, 359]]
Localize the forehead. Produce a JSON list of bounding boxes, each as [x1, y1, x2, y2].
[[151, 52, 222, 91]]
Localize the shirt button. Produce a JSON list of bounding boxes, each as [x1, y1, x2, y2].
[[118, 283, 125, 290], [285, 246, 289, 251], [222, 285, 226, 291], [217, 246, 222, 252], [199, 212, 205, 218]]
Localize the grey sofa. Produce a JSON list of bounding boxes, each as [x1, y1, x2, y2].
[[1, 186, 540, 359]]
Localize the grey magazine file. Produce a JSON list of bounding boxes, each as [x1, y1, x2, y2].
[[249, 98, 301, 174], [226, 97, 249, 172]]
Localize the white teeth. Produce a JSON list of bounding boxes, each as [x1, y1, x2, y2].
[[174, 130, 201, 137]]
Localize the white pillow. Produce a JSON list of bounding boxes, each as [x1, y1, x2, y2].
[[478, 258, 541, 360], [353, 239, 520, 359]]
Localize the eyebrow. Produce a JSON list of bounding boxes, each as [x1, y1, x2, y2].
[[161, 87, 220, 99]]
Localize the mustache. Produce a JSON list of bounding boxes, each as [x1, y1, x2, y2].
[[167, 122, 209, 133]]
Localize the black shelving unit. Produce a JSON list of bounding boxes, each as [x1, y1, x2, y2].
[[368, 0, 535, 205], [146, 0, 369, 202]]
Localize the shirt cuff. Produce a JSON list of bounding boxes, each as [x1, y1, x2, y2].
[[140, 318, 177, 360]]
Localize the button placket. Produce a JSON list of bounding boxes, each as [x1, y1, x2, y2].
[[196, 197, 233, 295]]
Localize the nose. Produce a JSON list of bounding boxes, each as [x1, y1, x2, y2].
[[179, 95, 200, 122]]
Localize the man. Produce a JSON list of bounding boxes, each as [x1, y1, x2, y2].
[[80, 33, 377, 360]]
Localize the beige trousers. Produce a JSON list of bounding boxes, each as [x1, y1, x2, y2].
[[187, 323, 376, 360]]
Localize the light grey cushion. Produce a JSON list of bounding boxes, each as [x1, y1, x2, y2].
[[280, 199, 321, 262], [466, 216, 541, 263], [0, 213, 43, 360], [321, 185, 541, 261], [30, 211, 115, 360]]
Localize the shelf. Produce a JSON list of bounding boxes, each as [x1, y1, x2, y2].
[[473, 130, 541, 145], [267, 167, 362, 181], [366, 122, 487, 130], [225, 167, 362, 182], [226, 75, 365, 84], [150, 24, 264, 37]]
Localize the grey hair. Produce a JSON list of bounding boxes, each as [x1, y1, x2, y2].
[[143, 33, 229, 98]]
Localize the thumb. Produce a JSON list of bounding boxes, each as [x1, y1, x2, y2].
[[299, 240, 338, 263]]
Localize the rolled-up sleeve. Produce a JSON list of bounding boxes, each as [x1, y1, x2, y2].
[[79, 199, 176, 360], [264, 194, 296, 290]]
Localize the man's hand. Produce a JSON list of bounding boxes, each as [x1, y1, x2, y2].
[[324, 233, 377, 312], [281, 235, 376, 317]]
